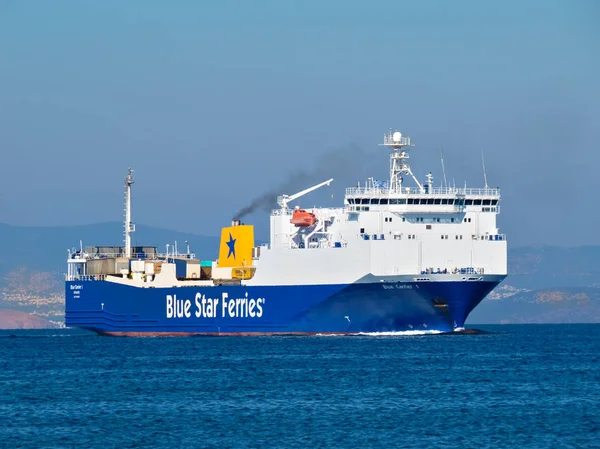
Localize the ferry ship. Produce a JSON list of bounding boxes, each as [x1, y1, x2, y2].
[[65, 129, 507, 335]]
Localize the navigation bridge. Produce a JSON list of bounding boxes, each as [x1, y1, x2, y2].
[[345, 183, 500, 215]]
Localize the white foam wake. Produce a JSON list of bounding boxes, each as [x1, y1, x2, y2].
[[357, 330, 444, 336], [314, 330, 444, 337]]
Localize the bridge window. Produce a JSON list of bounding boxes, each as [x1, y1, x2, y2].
[[449, 199, 455, 205], [408, 198, 415, 205], [361, 198, 370, 204], [380, 198, 388, 205], [434, 198, 441, 204], [398, 199, 406, 204], [465, 199, 473, 205], [370, 198, 379, 204], [473, 199, 482, 205], [442, 199, 448, 205], [482, 199, 491, 206], [427, 198, 434, 205], [421, 199, 428, 205], [491, 199, 498, 205]]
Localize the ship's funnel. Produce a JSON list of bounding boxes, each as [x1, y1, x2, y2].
[[218, 223, 254, 268]]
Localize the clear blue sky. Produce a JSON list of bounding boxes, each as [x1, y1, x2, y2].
[[0, 0, 598, 246]]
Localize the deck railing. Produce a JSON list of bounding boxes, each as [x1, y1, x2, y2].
[[345, 186, 500, 196], [71, 252, 196, 261], [66, 274, 107, 281]]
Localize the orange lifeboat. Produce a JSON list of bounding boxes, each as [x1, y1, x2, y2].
[[290, 209, 317, 227]]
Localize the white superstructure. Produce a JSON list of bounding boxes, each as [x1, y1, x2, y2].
[[250, 129, 507, 286]]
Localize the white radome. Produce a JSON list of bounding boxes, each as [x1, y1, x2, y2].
[[392, 131, 402, 142]]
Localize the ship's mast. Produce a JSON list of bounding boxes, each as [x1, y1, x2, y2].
[[124, 167, 135, 259], [380, 129, 422, 193]]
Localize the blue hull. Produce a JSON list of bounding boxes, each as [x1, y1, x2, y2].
[[65, 279, 502, 335]]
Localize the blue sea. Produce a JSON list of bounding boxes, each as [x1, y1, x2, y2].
[[0, 325, 598, 449]]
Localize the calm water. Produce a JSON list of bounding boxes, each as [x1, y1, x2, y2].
[[0, 325, 598, 449]]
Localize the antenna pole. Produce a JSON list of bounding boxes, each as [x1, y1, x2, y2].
[[481, 148, 489, 189], [440, 149, 448, 189], [124, 167, 135, 259]]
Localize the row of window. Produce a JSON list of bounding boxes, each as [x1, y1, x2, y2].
[[348, 198, 498, 206], [386, 216, 464, 223], [419, 217, 457, 223], [409, 235, 463, 240], [386, 233, 504, 241], [348, 205, 497, 214], [392, 234, 473, 241]]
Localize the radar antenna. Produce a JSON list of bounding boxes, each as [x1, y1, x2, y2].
[[379, 129, 422, 193]]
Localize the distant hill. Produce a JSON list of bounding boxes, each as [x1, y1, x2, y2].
[[0, 309, 58, 329], [1, 222, 600, 327], [0, 222, 220, 276], [468, 287, 600, 324], [507, 245, 600, 290], [467, 245, 600, 324]]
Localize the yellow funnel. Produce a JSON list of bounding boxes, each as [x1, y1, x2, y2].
[[217, 224, 254, 268]]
